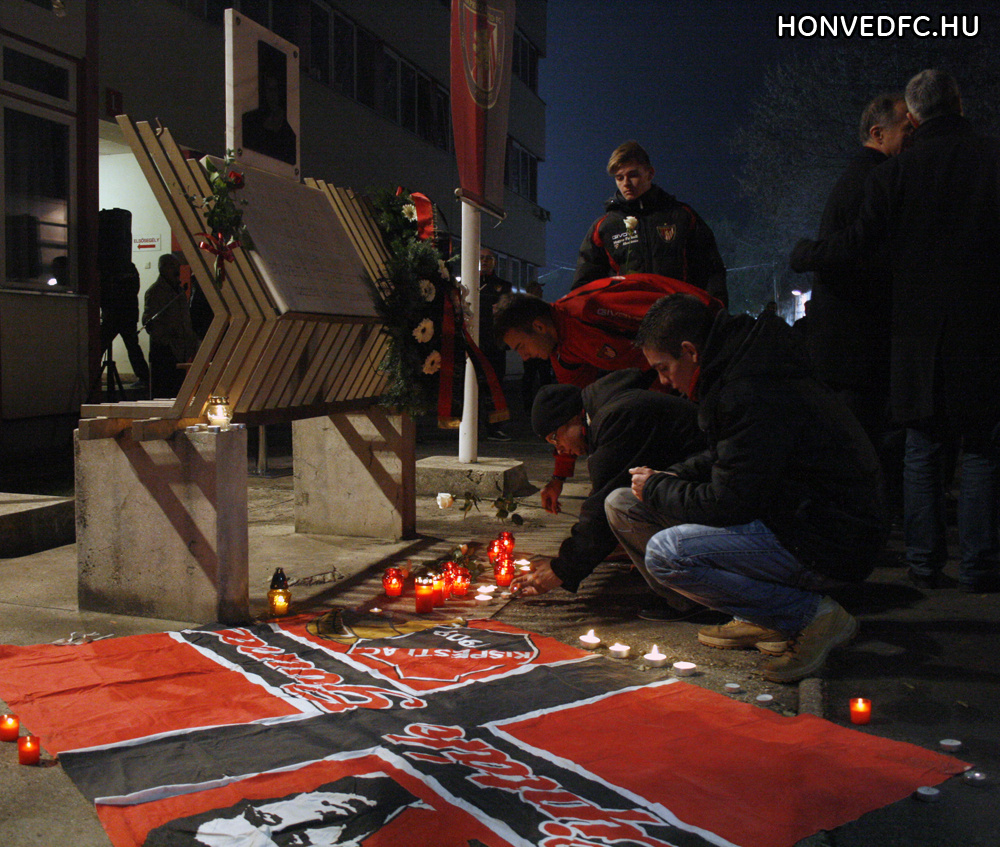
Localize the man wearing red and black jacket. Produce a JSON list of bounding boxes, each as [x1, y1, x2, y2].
[[573, 140, 728, 307], [494, 273, 720, 513]]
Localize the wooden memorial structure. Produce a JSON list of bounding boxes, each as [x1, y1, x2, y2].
[[75, 114, 413, 624]]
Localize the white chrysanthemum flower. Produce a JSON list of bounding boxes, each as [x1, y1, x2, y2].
[[412, 318, 434, 343], [402, 203, 418, 222], [438, 259, 451, 281], [422, 350, 442, 375], [436, 492, 455, 509], [624, 216, 639, 231], [419, 279, 436, 302]]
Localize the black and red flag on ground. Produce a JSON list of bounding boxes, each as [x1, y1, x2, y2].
[[450, 0, 515, 217], [0, 617, 967, 847]]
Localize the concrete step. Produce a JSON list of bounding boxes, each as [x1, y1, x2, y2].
[[0, 492, 75, 558]]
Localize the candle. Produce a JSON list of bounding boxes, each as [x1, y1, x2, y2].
[[849, 698, 872, 725], [939, 738, 962, 752], [514, 557, 531, 567], [494, 557, 515, 587], [643, 645, 667, 667], [382, 567, 404, 597], [579, 629, 601, 649], [414, 575, 435, 614], [0, 714, 19, 742], [431, 572, 446, 606], [450, 566, 471, 597], [498, 530, 515, 555], [487, 540, 502, 565], [474, 593, 493, 606], [672, 661, 696, 677], [18, 735, 40, 766], [962, 769, 989, 786], [478, 584, 497, 594], [609, 642, 630, 659], [267, 588, 290, 617], [725, 682, 743, 694], [756, 694, 774, 704], [914, 786, 941, 802]]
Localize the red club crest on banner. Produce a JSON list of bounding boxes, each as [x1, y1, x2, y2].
[[450, 0, 515, 217]]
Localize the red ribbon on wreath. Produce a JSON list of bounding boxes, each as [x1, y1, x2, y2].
[[196, 231, 239, 282]]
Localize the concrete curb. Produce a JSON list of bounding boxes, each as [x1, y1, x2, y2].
[[798, 676, 824, 717]]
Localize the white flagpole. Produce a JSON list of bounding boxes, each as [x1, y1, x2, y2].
[[458, 199, 481, 463]]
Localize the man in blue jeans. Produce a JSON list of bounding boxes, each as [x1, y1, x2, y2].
[[606, 295, 887, 683]]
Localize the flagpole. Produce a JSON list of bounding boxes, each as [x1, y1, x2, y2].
[[458, 199, 481, 463]]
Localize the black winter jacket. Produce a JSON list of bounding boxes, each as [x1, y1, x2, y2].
[[573, 184, 728, 305], [643, 311, 887, 583], [550, 369, 704, 592]]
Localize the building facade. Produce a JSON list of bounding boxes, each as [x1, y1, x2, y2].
[[0, 0, 546, 461]]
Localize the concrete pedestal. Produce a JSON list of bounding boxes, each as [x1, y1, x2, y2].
[[75, 427, 249, 623], [293, 411, 415, 540], [415, 455, 529, 499]]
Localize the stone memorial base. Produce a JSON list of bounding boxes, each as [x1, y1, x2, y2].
[[293, 411, 415, 540], [415, 455, 529, 499], [75, 427, 249, 623]]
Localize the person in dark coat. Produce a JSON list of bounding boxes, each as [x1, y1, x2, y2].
[[510, 368, 705, 602], [805, 93, 911, 508], [791, 69, 1000, 593], [573, 140, 728, 306], [606, 294, 887, 683], [477, 248, 513, 441]]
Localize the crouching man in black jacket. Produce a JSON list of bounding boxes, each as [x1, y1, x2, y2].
[[606, 295, 887, 683], [510, 369, 705, 605]]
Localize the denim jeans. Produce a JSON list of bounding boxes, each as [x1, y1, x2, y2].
[[605, 487, 826, 634], [904, 426, 999, 585]]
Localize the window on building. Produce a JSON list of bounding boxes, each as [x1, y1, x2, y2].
[[307, 3, 330, 84], [512, 30, 538, 93], [399, 61, 417, 133], [332, 12, 356, 99], [381, 49, 400, 124], [505, 138, 539, 203], [355, 29, 379, 109]]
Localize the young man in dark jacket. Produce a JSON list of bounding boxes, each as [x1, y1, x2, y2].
[[572, 141, 728, 306], [606, 294, 887, 683], [510, 369, 705, 602]]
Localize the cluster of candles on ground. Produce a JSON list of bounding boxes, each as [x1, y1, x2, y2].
[[1, 713, 40, 765], [381, 531, 523, 612]]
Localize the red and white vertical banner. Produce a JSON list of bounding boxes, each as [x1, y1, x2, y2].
[[450, 0, 516, 217]]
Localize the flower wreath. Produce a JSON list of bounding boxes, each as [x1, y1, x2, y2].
[[368, 188, 509, 426]]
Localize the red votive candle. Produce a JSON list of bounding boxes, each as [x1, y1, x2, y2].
[[499, 530, 515, 555], [494, 557, 515, 587], [487, 539, 502, 565], [0, 714, 19, 742], [18, 735, 40, 765], [451, 565, 471, 597], [414, 575, 435, 614], [850, 698, 872, 725], [430, 572, 446, 606], [382, 567, 404, 597]]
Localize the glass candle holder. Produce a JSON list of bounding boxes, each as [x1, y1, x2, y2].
[[18, 735, 40, 766], [451, 565, 471, 597], [382, 567, 404, 597], [267, 588, 291, 617], [487, 539, 502, 565], [205, 396, 233, 429], [494, 557, 515, 587], [850, 698, 872, 725], [0, 714, 19, 742], [414, 575, 435, 614], [498, 530, 515, 555], [430, 572, 446, 606]]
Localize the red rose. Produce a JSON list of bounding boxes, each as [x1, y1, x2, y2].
[[227, 171, 245, 189]]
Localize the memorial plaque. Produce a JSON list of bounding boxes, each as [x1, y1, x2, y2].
[[209, 157, 376, 319]]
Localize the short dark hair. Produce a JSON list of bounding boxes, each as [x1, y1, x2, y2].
[[635, 294, 713, 357], [493, 293, 554, 346], [859, 93, 904, 145], [905, 69, 961, 122], [607, 140, 652, 174]]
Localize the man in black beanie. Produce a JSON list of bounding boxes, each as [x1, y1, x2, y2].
[[512, 369, 705, 605]]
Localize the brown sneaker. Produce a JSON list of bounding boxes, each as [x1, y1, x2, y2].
[[762, 599, 858, 683], [697, 619, 789, 655]]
